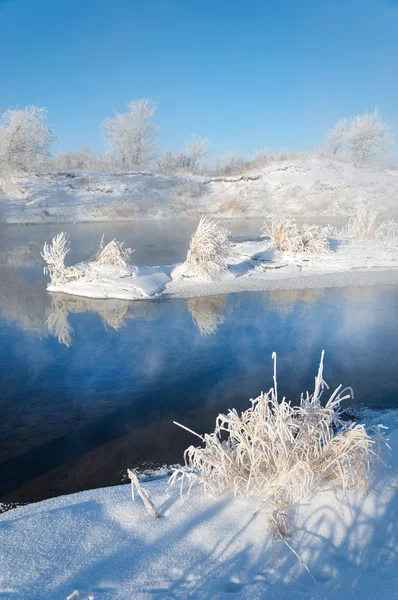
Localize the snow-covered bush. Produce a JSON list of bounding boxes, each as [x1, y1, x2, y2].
[[42, 232, 86, 286], [183, 217, 232, 281], [343, 203, 380, 240], [342, 203, 398, 249], [262, 217, 329, 255], [0, 106, 54, 174], [41, 232, 71, 285], [170, 352, 384, 537], [93, 235, 134, 268], [262, 217, 302, 253]]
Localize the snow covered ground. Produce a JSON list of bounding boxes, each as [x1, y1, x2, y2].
[[1, 425, 397, 600], [1, 157, 398, 223], [45, 235, 398, 301]]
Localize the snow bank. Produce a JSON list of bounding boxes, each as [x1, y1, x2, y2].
[[2, 157, 398, 223], [43, 230, 398, 301], [1, 428, 398, 600]]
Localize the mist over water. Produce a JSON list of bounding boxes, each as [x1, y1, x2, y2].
[[0, 221, 397, 506]]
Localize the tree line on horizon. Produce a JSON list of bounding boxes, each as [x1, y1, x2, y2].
[[0, 100, 395, 177]]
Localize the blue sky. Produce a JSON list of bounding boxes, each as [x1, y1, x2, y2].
[[0, 0, 397, 157]]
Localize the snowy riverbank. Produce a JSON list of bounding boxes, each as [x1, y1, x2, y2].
[[2, 157, 398, 223], [1, 426, 398, 600]]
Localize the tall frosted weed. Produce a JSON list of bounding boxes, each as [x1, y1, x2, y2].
[[93, 235, 134, 268], [184, 216, 232, 281], [262, 217, 330, 255], [170, 352, 385, 538]]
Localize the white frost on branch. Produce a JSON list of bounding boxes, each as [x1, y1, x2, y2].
[[101, 98, 158, 169], [0, 105, 54, 174], [41, 232, 71, 285]]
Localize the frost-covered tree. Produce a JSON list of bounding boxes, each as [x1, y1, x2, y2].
[[156, 136, 210, 173], [214, 153, 243, 175], [0, 106, 54, 174], [323, 118, 348, 155], [101, 98, 158, 169], [183, 135, 209, 170], [345, 108, 394, 163]]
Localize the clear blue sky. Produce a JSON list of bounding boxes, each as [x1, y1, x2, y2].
[[0, 0, 397, 157]]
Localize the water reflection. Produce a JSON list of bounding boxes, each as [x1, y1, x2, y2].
[[46, 294, 134, 347], [0, 223, 398, 506], [187, 295, 227, 337]]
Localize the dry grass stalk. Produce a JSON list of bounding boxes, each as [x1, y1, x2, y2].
[[127, 468, 160, 519], [184, 216, 233, 281], [94, 234, 134, 268], [262, 217, 329, 255], [343, 203, 380, 240], [170, 352, 384, 537]]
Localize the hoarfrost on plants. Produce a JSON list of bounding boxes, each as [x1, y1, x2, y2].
[[343, 203, 381, 240], [342, 203, 398, 249], [170, 351, 385, 538], [183, 216, 233, 281], [375, 220, 398, 251], [93, 234, 134, 268], [41, 232, 84, 286], [262, 217, 330, 255]]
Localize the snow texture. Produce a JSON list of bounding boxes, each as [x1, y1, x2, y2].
[[2, 157, 398, 224], [1, 427, 398, 600]]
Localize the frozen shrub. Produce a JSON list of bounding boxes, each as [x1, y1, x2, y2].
[[262, 217, 301, 253], [42, 232, 85, 285], [93, 235, 134, 268], [343, 203, 380, 240], [321, 224, 339, 237], [42, 232, 70, 284], [170, 352, 384, 537], [300, 223, 330, 254], [184, 216, 232, 281], [262, 217, 329, 255], [375, 220, 398, 251], [342, 204, 398, 249]]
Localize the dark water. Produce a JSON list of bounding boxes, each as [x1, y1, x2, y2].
[[0, 221, 398, 506]]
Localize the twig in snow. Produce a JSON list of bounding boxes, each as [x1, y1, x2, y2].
[[127, 468, 160, 518]]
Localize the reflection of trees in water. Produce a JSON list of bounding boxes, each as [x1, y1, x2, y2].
[[46, 294, 135, 346], [188, 295, 227, 337]]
